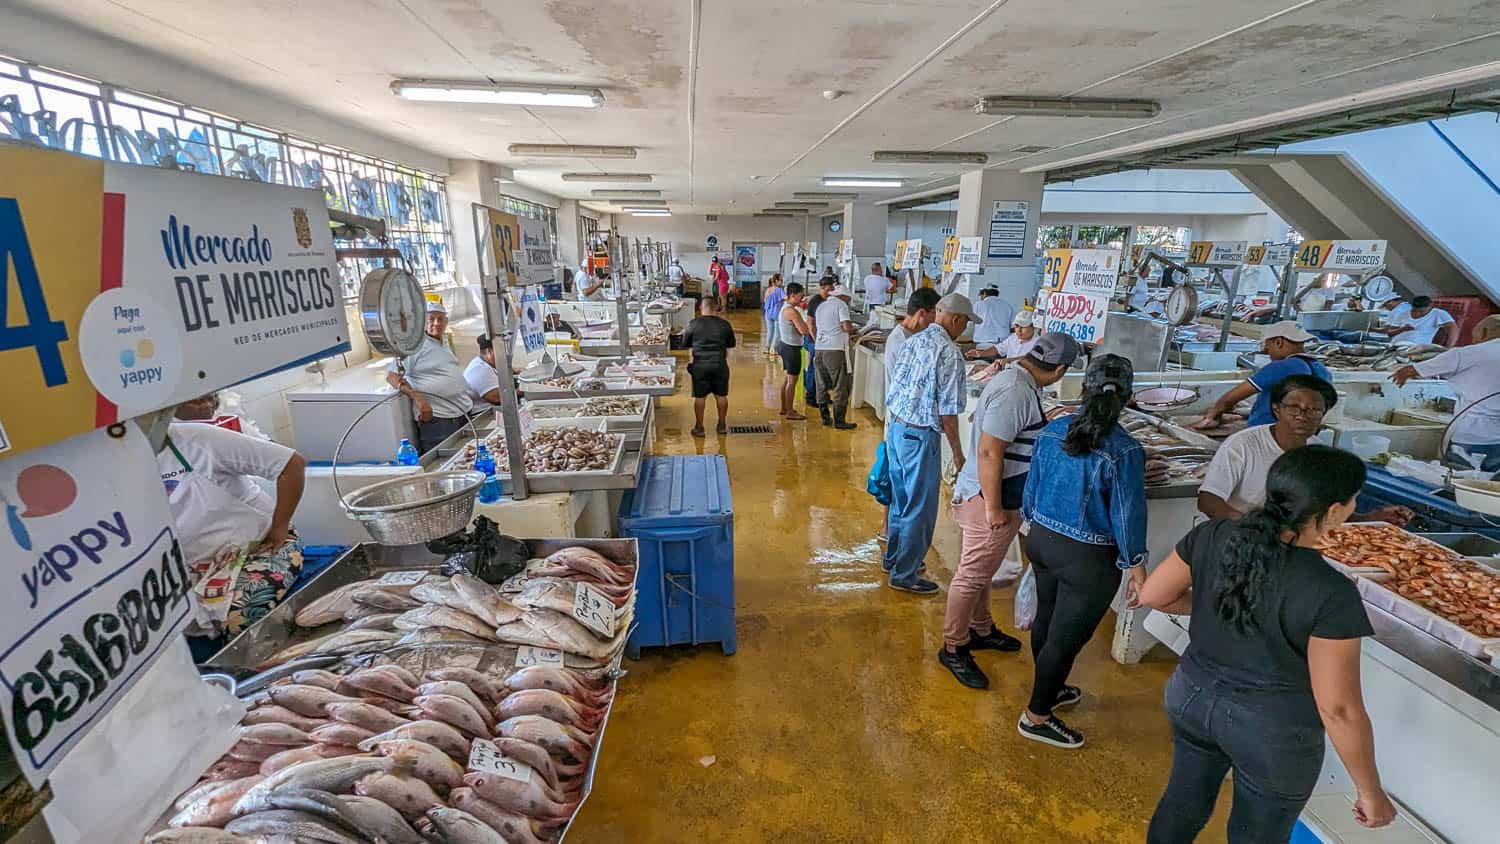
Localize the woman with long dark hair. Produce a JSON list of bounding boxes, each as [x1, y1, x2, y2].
[[1136, 446, 1395, 841], [1017, 354, 1148, 748]]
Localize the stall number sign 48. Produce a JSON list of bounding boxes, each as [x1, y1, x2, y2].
[[572, 582, 614, 637], [467, 738, 534, 783]]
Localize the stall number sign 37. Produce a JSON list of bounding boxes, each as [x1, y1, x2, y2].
[[467, 738, 534, 783], [572, 582, 614, 637]]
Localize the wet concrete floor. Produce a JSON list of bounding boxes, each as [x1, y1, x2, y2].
[[569, 310, 1226, 843]]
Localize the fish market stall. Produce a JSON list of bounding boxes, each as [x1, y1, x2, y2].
[[1144, 523, 1500, 844]]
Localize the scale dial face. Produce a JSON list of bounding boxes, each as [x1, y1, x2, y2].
[[1165, 285, 1198, 325], [1362, 274, 1395, 303], [360, 268, 426, 356]]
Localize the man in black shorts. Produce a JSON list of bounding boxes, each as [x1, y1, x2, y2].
[[682, 296, 737, 437]]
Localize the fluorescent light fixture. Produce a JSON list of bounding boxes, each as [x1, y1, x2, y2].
[[755, 212, 797, 218], [975, 96, 1161, 118], [561, 172, 652, 182], [821, 177, 903, 188], [872, 150, 988, 165], [630, 210, 672, 217], [760, 208, 805, 214], [591, 189, 661, 197], [618, 204, 670, 212], [612, 201, 667, 208], [391, 79, 604, 108], [794, 192, 858, 201], [773, 201, 828, 208], [509, 144, 636, 159]]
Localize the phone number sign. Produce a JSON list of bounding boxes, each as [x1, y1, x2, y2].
[[1043, 290, 1110, 345]]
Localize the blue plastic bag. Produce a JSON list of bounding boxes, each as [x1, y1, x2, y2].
[[866, 441, 892, 506]]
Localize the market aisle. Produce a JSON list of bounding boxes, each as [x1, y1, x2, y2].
[[569, 310, 1218, 843]]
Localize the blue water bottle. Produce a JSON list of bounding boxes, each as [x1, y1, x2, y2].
[[473, 444, 502, 504], [396, 437, 419, 466]]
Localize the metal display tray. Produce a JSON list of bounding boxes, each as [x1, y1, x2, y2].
[[1123, 408, 1221, 499], [524, 396, 651, 429], [439, 424, 629, 491], [524, 373, 676, 398]]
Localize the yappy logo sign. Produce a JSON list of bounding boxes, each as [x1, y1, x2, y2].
[[76, 288, 184, 415]]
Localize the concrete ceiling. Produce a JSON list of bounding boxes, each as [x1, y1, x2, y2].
[[15, 0, 1500, 214]]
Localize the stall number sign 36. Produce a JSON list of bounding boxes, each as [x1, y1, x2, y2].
[[467, 738, 534, 783], [572, 582, 614, 637]]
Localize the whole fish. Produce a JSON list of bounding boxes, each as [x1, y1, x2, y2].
[[175, 778, 236, 811], [483, 737, 583, 791], [260, 743, 360, 775], [502, 666, 609, 705], [294, 580, 375, 627], [233, 788, 369, 838], [369, 738, 465, 792], [396, 628, 488, 646], [364, 663, 421, 687], [224, 809, 365, 843], [510, 580, 587, 616], [326, 700, 410, 733], [417, 806, 508, 844], [267, 684, 358, 719], [145, 829, 252, 843], [462, 771, 576, 819], [450, 573, 524, 626], [425, 668, 505, 705], [496, 610, 617, 658], [309, 722, 377, 747], [233, 755, 399, 816], [238, 722, 311, 746], [202, 758, 262, 782], [543, 547, 630, 584], [288, 669, 344, 690], [346, 612, 401, 631], [354, 772, 443, 821], [242, 704, 329, 733], [495, 689, 599, 730], [496, 716, 591, 761], [394, 606, 496, 640], [414, 693, 492, 738], [226, 741, 281, 763], [447, 788, 562, 844], [264, 630, 399, 669], [416, 682, 493, 727], [169, 775, 265, 828], [337, 668, 418, 702], [339, 795, 428, 844], [410, 580, 473, 614], [358, 720, 471, 761], [351, 586, 422, 613]]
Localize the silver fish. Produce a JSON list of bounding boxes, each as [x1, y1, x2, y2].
[[496, 610, 617, 659], [415, 681, 492, 726], [496, 716, 591, 761], [325, 700, 410, 733], [337, 667, 418, 702], [288, 668, 344, 690], [238, 722, 311, 746], [145, 829, 252, 843], [414, 693, 492, 738], [364, 663, 421, 687], [340, 795, 428, 844], [308, 722, 376, 747], [224, 809, 365, 843], [266, 684, 358, 719], [232, 788, 368, 838], [345, 611, 401, 631], [294, 580, 375, 627], [418, 806, 509, 844], [351, 586, 422, 612], [450, 573, 523, 626], [394, 606, 496, 640], [396, 628, 488, 647], [354, 772, 443, 821], [260, 743, 360, 775], [368, 739, 465, 791], [424, 668, 505, 705], [169, 775, 265, 827], [241, 704, 329, 733], [358, 720, 470, 761], [233, 756, 396, 816], [410, 580, 472, 614]]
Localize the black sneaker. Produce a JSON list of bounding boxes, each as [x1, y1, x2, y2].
[[888, 577, 939, 595], [1017, 713, 1084, 749], [820, 410, 833, 427], [834, 421, 857, 430], [938, 647, 989, 689], [968, 627, 1022, 652], [1054, 685, 1083, 710]]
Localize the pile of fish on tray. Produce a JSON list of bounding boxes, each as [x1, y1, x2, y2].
[[1120, 416, 1217, 486], [1309, 341, 1446, 371], [149, 547, 636, 843], [445, 428, 623, 475]]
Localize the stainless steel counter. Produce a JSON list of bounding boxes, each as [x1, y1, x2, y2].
[[1366, 602, 1500, 713]]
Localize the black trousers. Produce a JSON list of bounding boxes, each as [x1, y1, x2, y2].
[[1022, 523, 1121, 715], [415, 415, 468, 454]]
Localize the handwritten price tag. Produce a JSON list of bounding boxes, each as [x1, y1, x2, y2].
[[571, 582, 615, 637], [467, 738, 534, 782], [377, 570, 426, 586], [518, 405, 537, 440], [516, 646, 563, 668]]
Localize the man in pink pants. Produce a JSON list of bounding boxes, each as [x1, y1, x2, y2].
[[938, 331, 1080, 689]]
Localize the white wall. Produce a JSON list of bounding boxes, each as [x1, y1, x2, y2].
[[613, 214, 817, 277]]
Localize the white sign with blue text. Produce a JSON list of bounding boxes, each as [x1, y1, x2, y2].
[[518, 287, 546, 353], [0, 426, 188, 787]]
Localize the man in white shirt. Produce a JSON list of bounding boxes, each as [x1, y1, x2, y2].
[[863, 262, 894, 307], [813, 284, 858, 429], [1382, 295, 1455, 347], [464, 334, 503, 405], [1394, 315, 1500, 472], [969, 288, 1016, 350], [387, 301, 476, 453]]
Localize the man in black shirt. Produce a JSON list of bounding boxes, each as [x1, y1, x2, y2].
[[681, 297, 737, 437]]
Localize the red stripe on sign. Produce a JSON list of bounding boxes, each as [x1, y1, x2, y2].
[[95, 192, 126, 427]]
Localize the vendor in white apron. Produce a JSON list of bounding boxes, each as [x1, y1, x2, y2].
[[158, 420, 306, 635], [1393, 315, 1500, 473]]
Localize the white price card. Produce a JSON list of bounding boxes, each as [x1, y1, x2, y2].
[[516, 646, 563, 668], [467, 738, 534, 782], [517, 405, 537, 440], [377, 570, 426, 586], [572, 582, 615, 637]]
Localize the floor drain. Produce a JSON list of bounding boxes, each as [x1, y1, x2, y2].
[[728, 424, 773, 434]]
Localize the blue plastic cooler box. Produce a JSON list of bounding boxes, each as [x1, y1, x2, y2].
[[618, 455, 736, 657]]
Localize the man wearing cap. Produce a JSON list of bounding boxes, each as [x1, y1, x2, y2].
[[813, 283, 859, 429], [969, 287, 1016, 351], [882, 293, 980, 594], [464, 334, 503, 406], [1196, 320, 1332, 429], [386, 301, 475, 454], [966, 311, 1039, 364], [940, 332, 1080, 687]]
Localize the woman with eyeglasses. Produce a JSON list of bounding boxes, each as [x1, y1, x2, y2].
[[1197, 374, 1411, 525], [1135, 446, 1395, 841]]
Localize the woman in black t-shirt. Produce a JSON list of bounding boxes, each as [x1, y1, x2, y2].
[[1133, 446, 1396, 842]]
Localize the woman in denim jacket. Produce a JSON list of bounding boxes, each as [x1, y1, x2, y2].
[[1017, 354, 1148, 749]]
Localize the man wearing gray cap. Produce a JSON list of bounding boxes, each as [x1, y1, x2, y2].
[[940, 332, 1080, 688], [882, 292, 981, 594]]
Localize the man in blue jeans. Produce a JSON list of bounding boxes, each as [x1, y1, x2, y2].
[[881, 293, 978, 594]]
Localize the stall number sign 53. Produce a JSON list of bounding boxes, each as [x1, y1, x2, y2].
[[6, 531, 190, 759], [467, 738, 534, 783], [572, 582, 614, 637]]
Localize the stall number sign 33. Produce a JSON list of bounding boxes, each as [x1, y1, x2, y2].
[[572, 582, 614, 637], [467, 738, 534, 783], [6, 531, 190, 759]]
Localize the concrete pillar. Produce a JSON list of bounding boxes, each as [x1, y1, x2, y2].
[[445, 159, 505, 287], [843, 202, 889, 273], [556, 200, 582, 268], [956, 169, 1045, 312]]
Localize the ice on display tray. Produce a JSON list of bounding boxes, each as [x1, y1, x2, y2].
[[524, 396, 650, 434], [1355, 572, 1500, 660], [523, 372, 676, 397]]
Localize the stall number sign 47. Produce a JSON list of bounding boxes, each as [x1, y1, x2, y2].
[[572, 582, 614, 637], [467, 738, 534, 783]]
